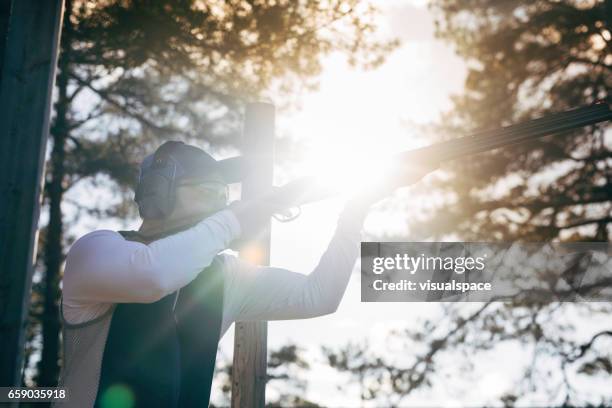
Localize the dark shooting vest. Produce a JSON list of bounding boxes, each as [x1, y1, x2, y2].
[[92, 229, 225, 408]]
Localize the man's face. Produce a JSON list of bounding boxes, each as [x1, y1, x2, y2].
[[173, 178, 228, 220]]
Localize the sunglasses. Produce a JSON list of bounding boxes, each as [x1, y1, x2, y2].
[[178, 180, 229, 200]]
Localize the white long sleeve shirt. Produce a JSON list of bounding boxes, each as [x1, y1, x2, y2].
[[62, 209, 361, 338]]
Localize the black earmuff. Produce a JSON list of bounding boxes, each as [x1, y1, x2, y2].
[[135, 142, 185, 219]]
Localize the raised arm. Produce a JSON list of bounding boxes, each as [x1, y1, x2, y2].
[[222, 212, 362, 323], [221, 161, 437, 325], [64, 209, 241, 305]]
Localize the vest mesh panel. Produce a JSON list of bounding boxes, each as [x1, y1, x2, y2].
[[54, 305, 114, 407]]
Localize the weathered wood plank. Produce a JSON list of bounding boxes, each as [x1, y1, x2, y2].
[[0, 0, 64, 386], [231, 102, 275, 408]]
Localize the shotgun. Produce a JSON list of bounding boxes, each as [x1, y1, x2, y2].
[[223, 101, 612, 210]]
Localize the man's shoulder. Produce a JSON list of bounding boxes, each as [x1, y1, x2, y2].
[[63, 230, 123, 298], [72, 229, 123, 247], [67, 230, 124, 261]]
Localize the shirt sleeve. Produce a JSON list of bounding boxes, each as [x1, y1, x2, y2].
[[221, 221, 361, 323], [63, 209, 241, 305]]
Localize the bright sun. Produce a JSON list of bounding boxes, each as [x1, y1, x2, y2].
[[298, 141, 396, 198], [276, 51, 437, 201]]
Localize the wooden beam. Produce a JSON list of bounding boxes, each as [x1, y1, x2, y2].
[[0, 0, 64, 386], [0, 0, 12, 79], [231, 102, 274, 407]]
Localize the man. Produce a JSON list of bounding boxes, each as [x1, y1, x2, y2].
[[56, 141, 433, 407]]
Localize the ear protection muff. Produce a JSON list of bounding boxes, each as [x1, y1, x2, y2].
[[134, 142, 185, 219]]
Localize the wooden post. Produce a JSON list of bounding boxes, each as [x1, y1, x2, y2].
[[231, 103, 274, 407], [0, 0, 11, 78], [0, 0, 64, 386]]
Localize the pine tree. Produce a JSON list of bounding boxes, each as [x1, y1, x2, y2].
[[414, 0, 611, 241]]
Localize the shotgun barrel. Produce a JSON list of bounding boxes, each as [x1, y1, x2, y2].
[[400, 101, 612, 163], [264, 101, 612, 209]]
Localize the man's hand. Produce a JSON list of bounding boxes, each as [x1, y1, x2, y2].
[[228, 198, 280, 249], [339, 160, 438, 229], [370, 159, 436, 202]]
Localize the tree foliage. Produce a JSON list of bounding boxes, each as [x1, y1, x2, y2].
[[411, 0, 611, 242], [325, 302, 612, 406], [214, 343, 320, 407]]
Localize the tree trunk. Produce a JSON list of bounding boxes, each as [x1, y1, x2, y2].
[[38, 1, 72, 388]]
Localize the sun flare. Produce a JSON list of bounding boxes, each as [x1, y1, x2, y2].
[[297, 141, 397, 198]]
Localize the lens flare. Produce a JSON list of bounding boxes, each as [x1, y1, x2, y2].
[[300, 146, 396, 198]]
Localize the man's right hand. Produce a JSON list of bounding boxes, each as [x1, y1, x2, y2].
[[228, 198, 279, 249]]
